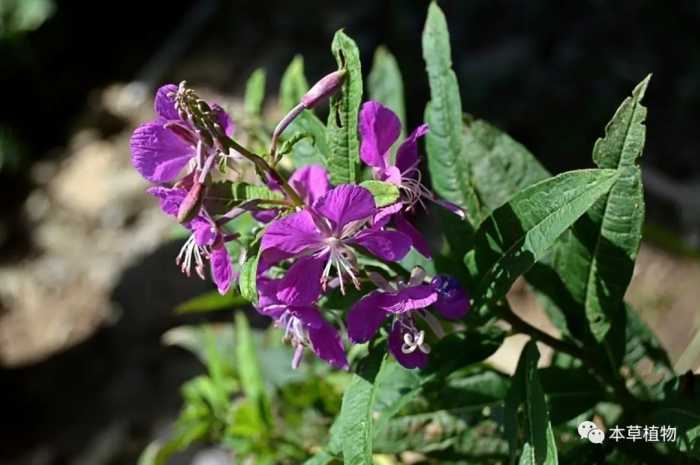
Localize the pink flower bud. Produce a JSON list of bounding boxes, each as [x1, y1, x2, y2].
[[177, 181, 205, 224], [301, 69, 347, 109]]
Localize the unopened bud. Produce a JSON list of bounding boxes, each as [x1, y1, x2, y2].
[[301, 69, 346, 109], [177, 182, 205, 224]]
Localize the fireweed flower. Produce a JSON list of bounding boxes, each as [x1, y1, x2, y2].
[[359, 100, 465, 256], [260, 184, 411, 294], [346, 269, 469, 369], [256, 257, 348, 369], [149, 186, 236, 294], [130, 83, 234, 184]]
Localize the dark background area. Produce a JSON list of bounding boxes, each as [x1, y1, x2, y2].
[[1, 1, 699, 464]]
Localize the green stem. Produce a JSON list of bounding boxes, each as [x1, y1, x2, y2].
[[219, 136, 304, 207], [499, 303, 639, 407]]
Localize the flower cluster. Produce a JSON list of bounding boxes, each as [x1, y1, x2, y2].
[[130, 76, 470, 370]]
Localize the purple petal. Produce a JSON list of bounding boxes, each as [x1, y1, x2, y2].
[[154, 84, 180, 121], [294, 306, 349, 370], [147, 186, 186, 216], [130, 122, 195, 182], [376, 166, 402, 185], [394, 213, 431, 258], [191, 218, 217, 246], [432, 275, 470, 320], [252, 209, 279, 224], [396, 124, 429, 174], [379, 284, 438, 314], [276, 256, 324, 306], [431, 196, 466, 219], [347, 291, 388, 343], [211, 103, 235, 137], [289, 165, 331, 206], [210, 243, 236, 295], [353, 228, 411, 262], [257, 278, 283, 313], [373, 202, 403, 228], [359, 101, 401, 169], [314, 185, 376, 232], [388, 322, 428, 369], [260, 210, 323, 264]]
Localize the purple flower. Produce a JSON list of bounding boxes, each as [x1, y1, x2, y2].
[[359, 101, 465, 257], [149, 186, 236, 294], [257, 257, 348, 369], [359, 100, 431, 207], [130, 84, 233, 183], [346, 269, 469, 369], [260, 184, 411, 294]]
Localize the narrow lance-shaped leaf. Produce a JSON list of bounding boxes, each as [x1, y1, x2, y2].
[[239, 247, 261, 304], [326, 30, 362, 184], [505, 340, 558, 465], [234, 312, 272, 427], [338, 354, 388, 465], [244, 68, 266, 116], [422, 2, 480, 222], [466, 169, 619, 311], [280, 55, 309, 112], [556, 76, 650, 343], [368, 46, 406, 138]]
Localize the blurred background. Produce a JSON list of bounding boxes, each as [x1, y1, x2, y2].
[[1, 0, 700, 464]]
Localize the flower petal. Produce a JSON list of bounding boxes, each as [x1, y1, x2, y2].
[[210, 242, 236, 295], [373, 202, 403, 228], [353, 228, 411, 262], [191, 218, 217, 246], [289, 165, 330, 206], [294, 306, 349, 370], [260, 210, 324, 265], [154, 84, 180, 121], [347, 291, 388, 343], [130, 122, 195, 182], [314, 185, 375, 232], [394, 213, 431, 258], [359, 101, 401, 169], [388, 322, 428, 369], [257, 278, 282, 312], [395, 124, 429, 174], [379, 284, 437, 314], [432, 275, 470, 320], [147, 186, 186, 216], [276, 256, 324, 306]]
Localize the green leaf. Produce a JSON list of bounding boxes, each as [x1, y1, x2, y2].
[[235, 313, 272, 428], [302, 451, 337, 465], [467, 168, 619, 310], [175, 290, 248, 314], [280, 55, 309, 112], [326, 29, 362, 185], [464, 119, 551, 223], [231, 181, 284, 202], [422, 2, 479, 222], [505, 340, 558, 464], [558, 76, 650, 343], [359, 180, 400, 207], [338, 355, 387, 465], [239, 248, 261, 304], [244, 68, 266, 116], [539, 366, 604, 425], [162, 324, 236, 374], [368, 46, 406, 136]]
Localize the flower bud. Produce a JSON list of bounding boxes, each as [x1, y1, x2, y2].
[[177, 181, 205, 224], [301, 69, 346, 109]]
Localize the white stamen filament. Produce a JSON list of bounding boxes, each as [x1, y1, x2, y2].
[[175, 235, 206, 279]]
